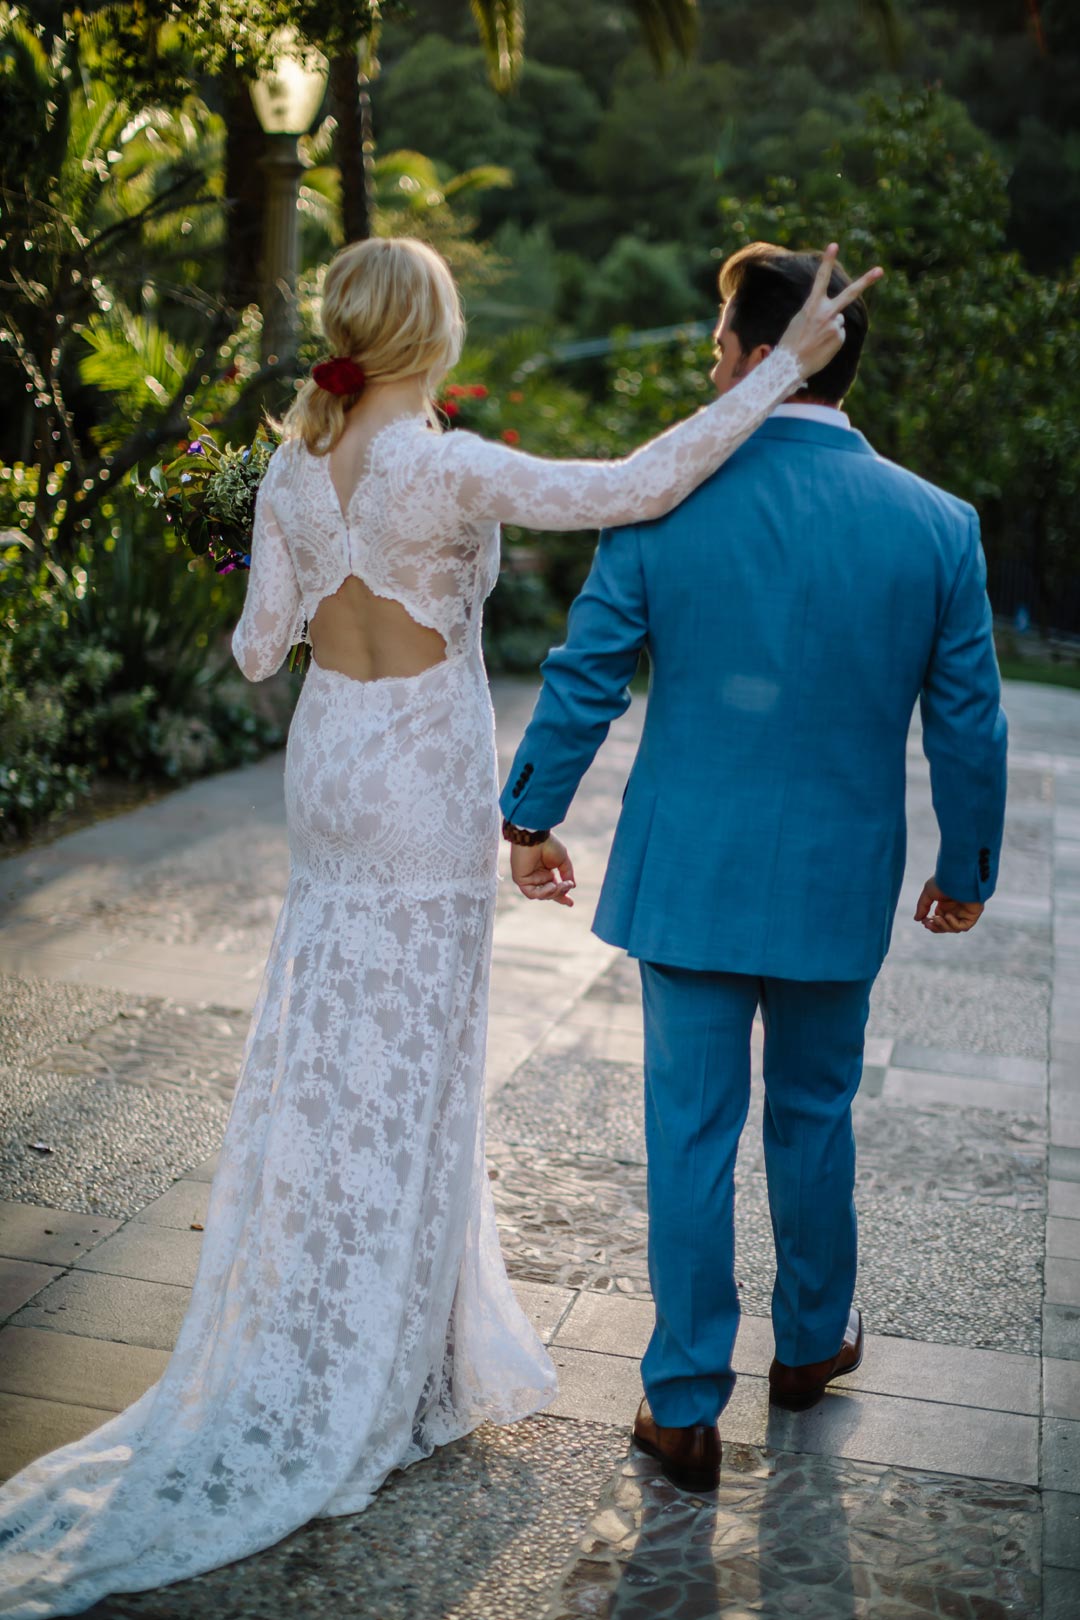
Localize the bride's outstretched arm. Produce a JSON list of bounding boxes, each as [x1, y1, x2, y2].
[[441, 244, 882, 534], [441, 345, 805, 533]]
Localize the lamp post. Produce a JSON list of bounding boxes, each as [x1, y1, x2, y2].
[[250, 34, 328, 369]]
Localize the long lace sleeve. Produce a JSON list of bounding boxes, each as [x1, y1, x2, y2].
[[441, 345, 805, 532], [231, 472, 308, 682]]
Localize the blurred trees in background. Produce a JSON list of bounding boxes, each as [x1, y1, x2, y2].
[[2, 0, 1078, 835]]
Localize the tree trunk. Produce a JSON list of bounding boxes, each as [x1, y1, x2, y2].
[[329, 51, 374, 243], [222, 59, 267, 309]]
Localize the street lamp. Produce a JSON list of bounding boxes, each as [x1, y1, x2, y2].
[[250, 32, 328, 368]]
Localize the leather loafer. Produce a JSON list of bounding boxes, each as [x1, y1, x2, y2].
[[631, 1398, 721, 1493], [768, 1306, 864, 1412]]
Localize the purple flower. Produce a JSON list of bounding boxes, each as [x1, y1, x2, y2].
[[187, 440, 204, 455]]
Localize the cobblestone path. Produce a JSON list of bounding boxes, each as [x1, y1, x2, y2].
[[0, 676, 1077, 1619]]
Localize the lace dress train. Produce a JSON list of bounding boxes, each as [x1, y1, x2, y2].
[[0, 346, 804, 1616]]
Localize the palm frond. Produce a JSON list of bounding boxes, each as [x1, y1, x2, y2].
[[371, 149, 512, 214], [859, 0, 902, 66], [79, 305, 195, 442], [444, 164, 514, 198], [469, 0, 525, 91], [627, 0, 697, 71]]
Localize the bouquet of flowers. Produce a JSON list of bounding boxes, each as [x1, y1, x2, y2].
[[134, 423, 308, 672], [134, 423, 276, 576]]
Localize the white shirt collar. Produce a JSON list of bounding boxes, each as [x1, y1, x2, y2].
[[771, 403, 853, 430]]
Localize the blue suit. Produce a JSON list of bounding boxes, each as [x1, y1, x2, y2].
[[500, 414, 1008, 1423]]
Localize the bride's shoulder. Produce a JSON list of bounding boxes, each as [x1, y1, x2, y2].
[[261, 434, 313, 492], [430, 424, 499, 470], [267, 434, 307, 467]]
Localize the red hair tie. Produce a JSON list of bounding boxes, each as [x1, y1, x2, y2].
[[312, 357, 366, 395]]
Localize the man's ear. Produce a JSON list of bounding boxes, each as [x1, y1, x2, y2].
[[748, 342, 773, 370]]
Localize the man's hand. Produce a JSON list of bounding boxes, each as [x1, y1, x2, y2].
[[510, 836, 576, 907], [915, 878, 984, 934]]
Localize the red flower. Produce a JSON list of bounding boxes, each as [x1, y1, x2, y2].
[[501, 428, 520, 445], [508, 390, 524, 404], [443, 401, 460, 417], [446, 384, 468, 398], [470, 384, 488, 399]]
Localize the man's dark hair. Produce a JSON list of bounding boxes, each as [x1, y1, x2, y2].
[[718, 243, 869, 404]]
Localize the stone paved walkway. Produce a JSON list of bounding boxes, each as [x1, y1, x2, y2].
[[0, 676, 1077, 1619]]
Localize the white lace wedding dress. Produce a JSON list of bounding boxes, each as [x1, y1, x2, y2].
[[0, 346, 803, 1616]]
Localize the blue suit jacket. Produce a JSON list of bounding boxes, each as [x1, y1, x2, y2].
[[499, 415, 1008, 981]]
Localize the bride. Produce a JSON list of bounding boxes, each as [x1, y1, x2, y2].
[[0, 235, 878, 1615]]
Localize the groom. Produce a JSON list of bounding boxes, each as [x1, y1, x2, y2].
[[498, 243, 1008, 1493]]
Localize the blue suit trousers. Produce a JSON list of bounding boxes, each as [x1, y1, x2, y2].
[[639, 962, 873, 1427]]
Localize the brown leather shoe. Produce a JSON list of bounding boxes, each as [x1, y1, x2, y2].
[[631, 1398, 721, 1493], [768, 1307, 864, 1412]]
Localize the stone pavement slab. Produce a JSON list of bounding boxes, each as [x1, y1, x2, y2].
[[0, 1258, 62, 1318], [71, 1222, 204, 1289], [1043, 1490, 1080, 1569], [890, 1042, 1048, 1087], [880, 1065, 1048, 1114], [1047, 1216, 1080, 1259], [131, 1179, 210, 1231], [0, 1392, 106, 1483], [0, 1324, 167, 1412], [1044, 1302, 1080, 1361], [547, 1342, 1039, 1485], [554, 1294, 1041, 1416], [1049, 1145, 1080, 1180], [1046, 1256, 1080, 1306], [1044, 1357, 1080, 1420], [1041, 1418, 1080, 1493], [1050, 1180, 1080, 1221], [12, 1267, 192, 1351], [0, 1200, 120, 1265]]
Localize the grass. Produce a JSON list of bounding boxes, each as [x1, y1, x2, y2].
[[997, 657, 1080, 691]]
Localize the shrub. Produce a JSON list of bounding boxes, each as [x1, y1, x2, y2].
[[0, 494, 291, 842]]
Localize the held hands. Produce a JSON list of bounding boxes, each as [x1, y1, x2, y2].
[[915, 877, 985, 935], [510, 836, 576, 907], [778, 244, 884, 380]]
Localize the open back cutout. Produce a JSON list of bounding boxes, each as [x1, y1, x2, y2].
[[308, 574, 449, 684]]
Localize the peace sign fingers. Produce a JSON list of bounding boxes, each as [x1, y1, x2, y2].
[[776, 242, 884, 380], [828, 262, 886, 316]]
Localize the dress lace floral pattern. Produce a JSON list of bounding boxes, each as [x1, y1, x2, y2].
[[0, 344, 803, 1617]]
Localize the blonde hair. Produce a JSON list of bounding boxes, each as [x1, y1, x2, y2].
[[283, 237, 465, 455]]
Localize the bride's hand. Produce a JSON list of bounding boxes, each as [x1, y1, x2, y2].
[[777, 243, 884, 379]]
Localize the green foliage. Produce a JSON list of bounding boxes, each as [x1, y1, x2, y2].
[[0, 493, 288, 840], [0, 15, 236, 556], [579, 237, 699, 334], [711, 87, 1080, 626], [375, 36, 602, 239]]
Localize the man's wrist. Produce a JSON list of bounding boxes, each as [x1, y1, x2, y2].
[[502, 819, 551, 846]]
